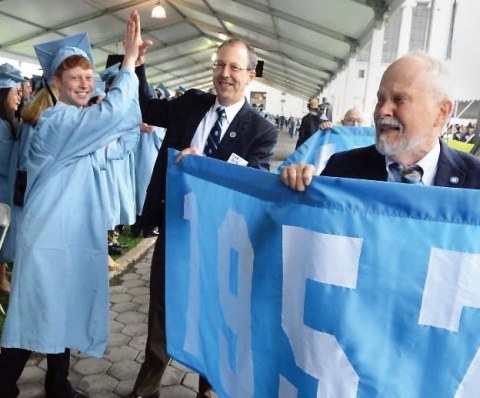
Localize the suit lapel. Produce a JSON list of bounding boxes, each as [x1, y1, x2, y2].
[[216, 101, 252, 156], [365, 146, 389, 181], [183, 95, 216, 147], [434, 140, 466, 187]]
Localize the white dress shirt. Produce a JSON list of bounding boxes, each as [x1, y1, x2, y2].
[[190, 97, 246, 153]]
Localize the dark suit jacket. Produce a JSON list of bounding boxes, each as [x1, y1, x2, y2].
[[322, 140, 480, 189], [296, 112, 320, 149], [135, 65, 279, 226]]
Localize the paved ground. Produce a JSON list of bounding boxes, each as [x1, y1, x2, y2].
[[17, 127, 297, 397]]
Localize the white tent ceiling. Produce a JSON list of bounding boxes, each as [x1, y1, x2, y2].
[[0, 0, 401, 99]]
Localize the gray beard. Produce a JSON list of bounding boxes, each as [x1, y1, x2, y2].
[[375, 131, 427, 157]]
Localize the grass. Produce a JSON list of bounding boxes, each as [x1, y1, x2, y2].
[[0, 226, 144, 337], [111, 226, 143, 260]]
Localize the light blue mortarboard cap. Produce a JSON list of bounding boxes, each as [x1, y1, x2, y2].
[[0, 63, 24, 89], [99, 62, 120, 83], [34, 32, 95, 82], [31, 75, 43, 91], [155, 83, 170, 99], [176, 85, 186, 95]]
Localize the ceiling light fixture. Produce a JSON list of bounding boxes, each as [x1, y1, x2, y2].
[[151, 2, 166, 18]]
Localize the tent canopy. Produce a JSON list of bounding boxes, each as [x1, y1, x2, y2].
[[0, 0, 400, 99]]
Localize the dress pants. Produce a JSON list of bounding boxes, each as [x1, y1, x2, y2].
[[0, 347, 71, 397], [132, 224, 213, 396]]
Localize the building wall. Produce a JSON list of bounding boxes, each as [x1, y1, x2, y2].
[[319, 0, 480, 125], [244, 80, 307, 118]]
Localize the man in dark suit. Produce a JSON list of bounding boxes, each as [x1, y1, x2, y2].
[[128, 37, 278, 398], [281, 52, 480, 190], [295, 98, 321, 149]]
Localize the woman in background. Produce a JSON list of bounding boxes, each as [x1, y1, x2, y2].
[[0, 63, 24, 294]]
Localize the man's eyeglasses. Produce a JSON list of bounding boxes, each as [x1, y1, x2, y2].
[[212, 61, 250, 73]]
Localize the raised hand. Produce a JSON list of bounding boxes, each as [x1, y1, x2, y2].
[[123, 9, 142, 69]]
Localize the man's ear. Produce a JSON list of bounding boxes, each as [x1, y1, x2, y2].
[[51, 76, 61, 89], [436, 99, 453, 127], [247, 69, 256, 84]]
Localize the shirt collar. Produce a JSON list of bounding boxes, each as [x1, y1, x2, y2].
[[214, 97, 245, 124]]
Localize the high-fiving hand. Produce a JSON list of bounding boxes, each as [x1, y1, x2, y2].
[[123, 9, 152, 69]]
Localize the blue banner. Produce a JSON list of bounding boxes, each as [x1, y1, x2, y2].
[[276, 126, 375, 173], [166, 148, 480, 398]]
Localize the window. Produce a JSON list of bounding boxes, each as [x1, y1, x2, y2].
[[409, 3, 430, 52], [382, 11, 402, 64]]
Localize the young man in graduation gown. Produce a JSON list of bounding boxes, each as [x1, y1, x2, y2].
[[0, 10, 144, 398]]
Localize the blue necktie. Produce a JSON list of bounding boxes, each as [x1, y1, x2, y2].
[[389, 162, 424, 184], [204, 107, 226, 157]]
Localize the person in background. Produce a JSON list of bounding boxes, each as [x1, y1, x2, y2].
[[318, 107, 365, 130], [154, 83, 170, 100], [0, 64, 23, 295], [319, 96, 333, 121], [128, 32, 278, 398], [296, 98, 321, 149], [15, 78, 33, 119], [174, 85, 186, 98], [0, 10, 143, 398], [21, 79, 33, 104], [131, 122, 164, 239]]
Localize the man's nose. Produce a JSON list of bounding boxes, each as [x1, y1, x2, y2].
[[375, 100, 393, 117]]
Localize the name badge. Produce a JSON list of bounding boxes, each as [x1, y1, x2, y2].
[[227, 153, 248, 166]]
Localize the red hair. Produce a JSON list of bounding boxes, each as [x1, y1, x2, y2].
[[54, 55, 92, 79]]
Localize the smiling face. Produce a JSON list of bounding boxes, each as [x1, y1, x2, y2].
[[6, 85, 22, 112], [55, 66, 93, 107], [52, 55, 93, 108], [374, 54, 452, 164], [213, 41, 256, 107]]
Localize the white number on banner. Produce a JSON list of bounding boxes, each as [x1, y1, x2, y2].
[[279, 375, 298, 398], [420, 248, 480, 332], [183, 192, 201, 357], [218, 210, 254, 397], [421, 248, 480, 397], [281, 225, 362, 397]]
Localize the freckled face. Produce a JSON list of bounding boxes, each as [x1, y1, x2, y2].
[[56, 66, 94, 107]]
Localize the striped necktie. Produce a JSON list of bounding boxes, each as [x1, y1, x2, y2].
[[389, 162, 424, 184], [204, 106, 226, 157]]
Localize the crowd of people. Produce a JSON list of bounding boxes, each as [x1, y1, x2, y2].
[[0, 7, 479, 398], [442, 122, 477, 143]]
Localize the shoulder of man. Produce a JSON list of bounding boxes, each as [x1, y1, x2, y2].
[[444, 141, 480, 168], [173, 88, 215, 108]]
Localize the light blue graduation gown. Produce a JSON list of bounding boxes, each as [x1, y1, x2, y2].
[[0, 122, 36, 264], [104, 129, 139, 229], [117, 150, 136, 225], [1, 68, 141, 357], [134, 126, 165, 215], [0, 119, 19, 262]]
